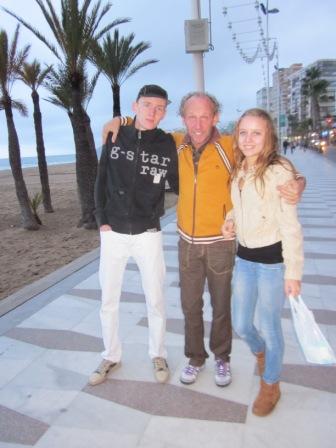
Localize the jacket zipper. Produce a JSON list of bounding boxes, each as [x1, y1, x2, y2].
[[239, 183, 248, 247], [191, 149, 200, 243], [129, 130, 142, 233]]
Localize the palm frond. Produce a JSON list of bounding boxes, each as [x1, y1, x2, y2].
[[85, 69, 101, 108], [94, 18, 131, 40], [2, 6, 61, 60], [123, 59, 158, 84], [10, 98, 28, 116], [20, 59, 53, 91], [0, 26, 30, 96], [301, 67, 329, 97], [44, 65, 72, 111], [91, 29, 157, 86], [44, 61, 96, 111], [8, 25, 20, 74], [0, 30, 9, 89], [44, 94, 70, 111]]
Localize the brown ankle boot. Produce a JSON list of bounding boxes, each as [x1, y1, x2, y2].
[[255, 352, 265, 377], [252, 380, 281, 416]]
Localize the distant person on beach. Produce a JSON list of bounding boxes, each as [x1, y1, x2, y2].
[[89, 85, 178, 386], [222, 108, 303, 416], [102, 92, 305, 388]]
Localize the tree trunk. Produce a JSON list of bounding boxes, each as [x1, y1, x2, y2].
[[311, 94, 321, 131], [112, 83, 121, 117], [32, 90, 54, 213], [70, 87, 98, 229], [4, 97, 39, 230]]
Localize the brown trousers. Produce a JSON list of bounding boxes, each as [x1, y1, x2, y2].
[[178, 238, 236, 366]]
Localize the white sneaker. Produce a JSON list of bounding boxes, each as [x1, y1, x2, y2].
[[89, 359, 119, 386], [153, 357, 169, 383], [214, 359, 232, 387], [180, 364, 204, 385]]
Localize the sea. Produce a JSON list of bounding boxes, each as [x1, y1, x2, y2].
[[0, 154, 76, 171]]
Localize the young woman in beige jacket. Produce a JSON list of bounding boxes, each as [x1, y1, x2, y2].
[[222, 108, 304, 417]]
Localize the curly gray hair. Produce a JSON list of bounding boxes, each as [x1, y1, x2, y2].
[[179, 91, 221, 117]]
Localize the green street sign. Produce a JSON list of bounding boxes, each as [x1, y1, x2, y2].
[[280, 114, 286, 127]]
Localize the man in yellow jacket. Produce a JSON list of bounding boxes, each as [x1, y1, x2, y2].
[[175, 92, 236, 386], [102, 91, 304, 387]]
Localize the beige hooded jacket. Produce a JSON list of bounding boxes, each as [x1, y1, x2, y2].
[[226, 160, 304, 280]]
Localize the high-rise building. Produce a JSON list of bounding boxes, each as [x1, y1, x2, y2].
[[256, 87, 268, 110], [257, 59, 336, 137], [272, 64, 302, 138], [306, 60, 336, 124]]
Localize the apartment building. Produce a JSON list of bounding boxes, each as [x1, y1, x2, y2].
[[256, 59, 336, 136]]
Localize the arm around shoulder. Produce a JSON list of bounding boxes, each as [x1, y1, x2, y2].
[[275, 164, 304, 282], [166, 134, 179, 195], [276, 157, 306, 204], [94, 141, 109, 227]]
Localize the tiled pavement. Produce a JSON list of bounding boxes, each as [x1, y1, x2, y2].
[[1, 148, 336, 448]]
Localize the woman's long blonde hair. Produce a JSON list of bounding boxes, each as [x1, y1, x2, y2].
[[232, 108, 295, 191]]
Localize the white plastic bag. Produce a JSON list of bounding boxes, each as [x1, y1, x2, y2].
[[289, 295, 336, 365]]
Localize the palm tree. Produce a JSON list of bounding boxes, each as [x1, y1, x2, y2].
[[301, 67, 329, 131], [90, 29, 158, 116], [45, 64, 99, 180], [44, 66, 78, 115], [0, 26, 39, 230], [19, 60, 54, 213], [4, 0, 130, 228], [287, 114, 312, 140], [287, 114, 298, 137]]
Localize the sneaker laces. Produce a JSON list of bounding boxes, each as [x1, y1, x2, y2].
[[216, 360, 230, 376], [95, 360, 113, 374], [153, 357, 167, 371], [183, 364, 200, 375]]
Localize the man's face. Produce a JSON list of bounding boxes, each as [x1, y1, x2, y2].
[[182, 96, 219, 149], [133, 97, 167, 130]]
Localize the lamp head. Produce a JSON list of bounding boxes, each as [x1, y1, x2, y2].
[[260, 3, 279, 14], [260, 3, 267, 14]]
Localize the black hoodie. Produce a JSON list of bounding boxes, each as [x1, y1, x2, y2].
[[94, 123, 179, 234]]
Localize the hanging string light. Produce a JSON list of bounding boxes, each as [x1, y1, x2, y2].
[[260, 56, 267, 87], [222, 1, 277, 66], [256, 4, 277, 60]]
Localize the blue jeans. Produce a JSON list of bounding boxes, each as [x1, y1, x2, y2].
[[232, 257, 285, 384]]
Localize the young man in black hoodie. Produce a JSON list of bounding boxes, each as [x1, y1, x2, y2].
[[89, 85, 178, 386]]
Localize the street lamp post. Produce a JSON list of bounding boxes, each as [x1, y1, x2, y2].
[[275, 63, 282, 144], [260, 1, 279, 112], [191, 0, 205, 91]]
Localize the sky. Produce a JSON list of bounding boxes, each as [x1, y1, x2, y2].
[[0, 0, 335, 157]]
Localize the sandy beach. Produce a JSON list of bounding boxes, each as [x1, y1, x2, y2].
[[0, 163, 177, 301]]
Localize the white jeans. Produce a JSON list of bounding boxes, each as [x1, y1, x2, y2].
[[99, 230, 167, 362]]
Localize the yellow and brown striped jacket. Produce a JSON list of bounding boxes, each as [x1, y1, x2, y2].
[[173, 130, 234, 244]]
